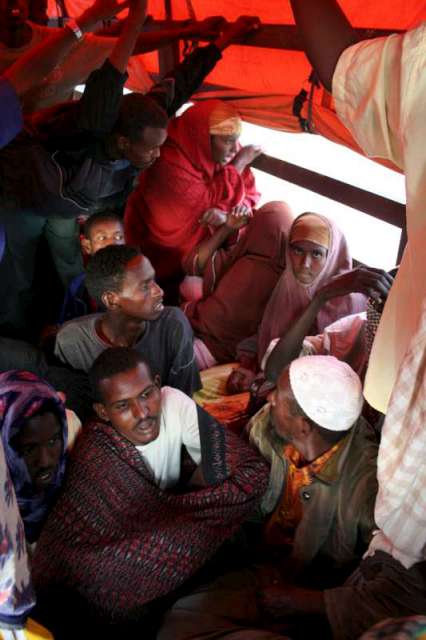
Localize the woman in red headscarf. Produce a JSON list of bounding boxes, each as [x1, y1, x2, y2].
[[124, 99, 261, 292]]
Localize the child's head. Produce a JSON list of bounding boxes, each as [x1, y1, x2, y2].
[[81, 211, 125, 256]]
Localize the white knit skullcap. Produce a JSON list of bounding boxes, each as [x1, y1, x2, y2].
[[289, 355, 363, 431]]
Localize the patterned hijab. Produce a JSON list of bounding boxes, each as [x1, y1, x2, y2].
[[0, 371, 68, 543]]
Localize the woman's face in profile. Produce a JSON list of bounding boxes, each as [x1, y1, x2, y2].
[[210, 134, 239, 165]]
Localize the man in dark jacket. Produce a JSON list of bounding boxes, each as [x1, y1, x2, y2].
[[0, 7, 259, 337]]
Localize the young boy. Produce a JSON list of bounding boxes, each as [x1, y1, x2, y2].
[[55, 245, 201, 397], [59, 211, 125, 324]]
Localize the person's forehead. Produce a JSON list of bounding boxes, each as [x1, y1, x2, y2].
[[214, 133, 239, 143], [139, 126, 168, 148], [100, 364, 153, 404], [18, 412, 61, 443], [289, 239, 327, 251], [124, 255, 154, 281], [90, 219, 123, 238]]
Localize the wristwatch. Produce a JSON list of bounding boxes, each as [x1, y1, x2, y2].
[[66, 19, 84, 40]]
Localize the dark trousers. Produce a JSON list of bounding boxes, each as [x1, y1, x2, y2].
[[0, 212, 82, 337]]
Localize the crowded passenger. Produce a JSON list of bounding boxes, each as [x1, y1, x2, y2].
[[0, 369, 82, 638], [59, 210, 125, 324], [124, 98, 262, 297], [55, 245, 201, 396], [157, 356, 378, 639], [0, 0, 422, 637], [183, 201, 295, 369], [32, 347, 269, 637], [227, 211, 387, 392], [289, 1, 426, 637], [0, 7, 257, 338], [0, 0, 225, 113], [0, 0, 128, 148]]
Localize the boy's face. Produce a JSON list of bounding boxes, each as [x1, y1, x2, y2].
[[82, 219, 125, 256]]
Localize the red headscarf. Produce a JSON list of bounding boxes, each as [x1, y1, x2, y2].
[[124, 100, 260, 281]]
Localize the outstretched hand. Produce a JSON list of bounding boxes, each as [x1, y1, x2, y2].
[[226, 367, 256, 394], [318, 266, 394, 304], [231, 144, 263, 173], [230, 15, 262, 39], [199, 208, 228, 227], [195, 16, 227, 40], [225, 205, 253, 230], [214, 15, 261, 51]]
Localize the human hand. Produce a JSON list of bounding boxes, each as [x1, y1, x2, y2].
[[225, 205, 252, 230], [318, 266, 394, 304], [214, 15, 261, 50], [228, 15, 261, 41], [191, 16, 227, 40], [231, 144, 263, 173], [199, 208, 227, 227], [226, 367, 256, 394]]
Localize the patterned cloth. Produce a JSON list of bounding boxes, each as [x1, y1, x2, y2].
[[193, 363, 251, 433], [365, 299, 426, 568], [33, 406, 269, 624], [360, 616, 426, 640], [0, 439, 34, 628], [0, 371, 68, 544], [333, 23, 426, 567]]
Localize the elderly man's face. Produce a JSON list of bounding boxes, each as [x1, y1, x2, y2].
[[268, 368, 302, 442], [94, 363, 162, 446]]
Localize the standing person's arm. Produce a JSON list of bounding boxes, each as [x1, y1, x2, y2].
[[265, 267, 393, 382], [192, 208, 251, 275], [75, 0, 147, 134], [3, 0, 132, 97], [108, 0, 147, 73], [289, 0, 358, 91], [152, 16, 260, 117], [96, 16, 225, 54]]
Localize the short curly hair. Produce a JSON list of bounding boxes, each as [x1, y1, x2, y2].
[[89, 347, 153, 402], [85, 244, 141, 304], [114, 94, 169, 141]]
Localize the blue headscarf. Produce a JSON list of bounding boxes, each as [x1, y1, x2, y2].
[[0, 371, 68, 543]]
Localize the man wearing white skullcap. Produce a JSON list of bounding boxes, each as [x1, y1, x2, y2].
[[254, 355, 377, 571], [253, 356, 425, 639], [157, 356, 380, 640]]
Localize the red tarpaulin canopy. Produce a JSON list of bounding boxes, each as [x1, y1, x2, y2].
[[48, 0, 426, 156]]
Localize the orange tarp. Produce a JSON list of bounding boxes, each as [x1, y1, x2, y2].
[[48, 0, 426, 158]]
